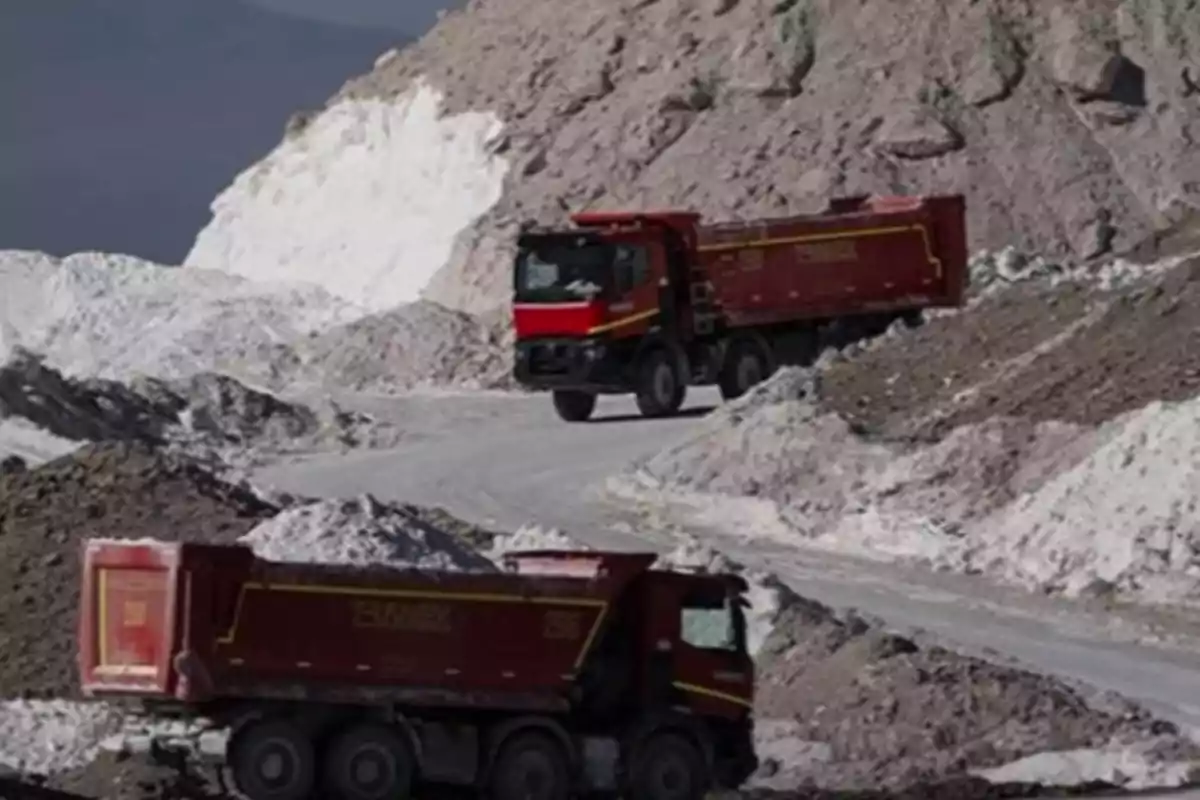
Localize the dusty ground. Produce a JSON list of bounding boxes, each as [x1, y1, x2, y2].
[[752, 593, 1197, 790], [820, 255, 1200, 439], [329, 0, 1200, 315]]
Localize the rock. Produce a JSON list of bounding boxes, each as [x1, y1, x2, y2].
[[959, 13, 1024, 106], [0, 455, 26, 475], [875, 106, 964, 160], [1046, 9, 1132, 101]]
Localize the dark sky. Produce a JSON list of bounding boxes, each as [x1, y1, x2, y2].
[[245, 0, 458, 32], [1, 0, 455, 263]]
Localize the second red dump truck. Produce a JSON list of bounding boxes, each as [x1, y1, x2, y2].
[[78, 539, 758, 800], [512, 194, 969, 421]]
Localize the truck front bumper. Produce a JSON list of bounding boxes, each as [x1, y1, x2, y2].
[[513, 338, 628, 392]]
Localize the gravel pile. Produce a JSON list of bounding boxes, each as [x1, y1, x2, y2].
[[751, 592, 1198, 790], [262, 299, 516, 393], [822, 255, 1200, 440], [0, 348, 381, 469]]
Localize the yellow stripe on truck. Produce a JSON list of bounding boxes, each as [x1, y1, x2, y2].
[[586, 309, 659, 335], [696, 224, 943, 279]]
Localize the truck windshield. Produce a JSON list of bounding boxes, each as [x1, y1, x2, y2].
[[680, 592, 747, 654], [514, 242, 614, 303]]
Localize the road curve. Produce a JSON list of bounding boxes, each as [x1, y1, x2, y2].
[[256, 388, 1200, 798]]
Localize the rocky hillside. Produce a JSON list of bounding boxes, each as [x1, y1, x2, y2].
[[188, 0, 1199, 316]]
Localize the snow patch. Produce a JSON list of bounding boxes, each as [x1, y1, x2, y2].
[[238, 494, 496, 571], [186, 80, 510, 313], [0, 700, 121, 775]]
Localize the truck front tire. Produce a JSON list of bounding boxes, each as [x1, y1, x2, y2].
[[635, 349, 686, 419], [488, 730, 570, 800], [226, 718, 316, 800], [626, 731, 710, 800], [321, 722, 416, 800], [552, 390, 596, 422]]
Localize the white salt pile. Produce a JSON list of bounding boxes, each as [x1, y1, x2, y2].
[[609, 368, 1200, 608], [185, 80, 510, 313], [238, 494, 496, 572], [0, 700, 121, 775]]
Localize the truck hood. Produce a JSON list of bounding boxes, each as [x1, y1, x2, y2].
[[512, 301, 606, 338]]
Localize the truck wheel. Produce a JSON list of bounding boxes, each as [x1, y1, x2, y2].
[[551, 390, 596, 422], [635, 349, 686, 419], [226, 718, 316, 800], [718, 340, 770, 401], [626, 732, 709, 800], [488, 730, 570, 800], [321, 723, 415, 800]]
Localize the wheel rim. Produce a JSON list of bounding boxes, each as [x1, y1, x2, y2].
[[653, 363, 675, 406], [248, 738, 303, 794], [646, 750, 693, 800], [497, 748, 559, 800], [736, 354, 762, 392], [346, 744, 396, 798]]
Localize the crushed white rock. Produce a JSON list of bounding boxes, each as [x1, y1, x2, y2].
[[186, 80, 510, 313], [486, 523, 590, 562], [608, 368, 1200, 608], [238, 494, 496, 572], [973, 740, 1198, 790], [0, 700, 122, 775]]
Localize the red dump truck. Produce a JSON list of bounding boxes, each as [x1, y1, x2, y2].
[[78, 539, 758, 800], [511, 194, 968, 421]]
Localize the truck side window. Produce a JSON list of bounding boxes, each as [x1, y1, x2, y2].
[[680, 592, 737, 652], [614, 246, 650, 294]]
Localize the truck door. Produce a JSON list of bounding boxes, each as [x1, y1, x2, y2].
[[610, 242, 658, 335], [673, 588, 754, 716]]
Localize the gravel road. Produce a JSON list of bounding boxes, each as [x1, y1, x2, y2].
[[255, 388, 1200, 743]]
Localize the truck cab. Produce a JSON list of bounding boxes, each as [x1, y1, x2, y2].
[[512, 213, 701, 420]]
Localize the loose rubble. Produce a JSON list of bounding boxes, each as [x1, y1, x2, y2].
[[0, 348, 383, 470], [611, 255, 1200, 607]]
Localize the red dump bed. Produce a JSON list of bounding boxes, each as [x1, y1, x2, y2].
[[695, 194, 968, 327], [78, 540, 656, 709]]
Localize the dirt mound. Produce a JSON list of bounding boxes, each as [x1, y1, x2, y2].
[[264, 300, 516, 393], [821, 255, 1200, 439], [332, 0, 1200, 315], [0, 349, 377, 467], [752, 593, 1198, 790], [0, 443, 278, 698]]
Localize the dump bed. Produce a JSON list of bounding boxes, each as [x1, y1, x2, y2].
[[79, 540, 656, 709], [697, 194, 968, 327]]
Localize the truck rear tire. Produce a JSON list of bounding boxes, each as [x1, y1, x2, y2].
[[552, 390, 596, 422], [626, 732, 709, 800], [321, 722, 416, 800], [488, 730, 570, 800], [718, 340, 771, 401], [635, 349, 686, 419], [226, 718, 317, 800]]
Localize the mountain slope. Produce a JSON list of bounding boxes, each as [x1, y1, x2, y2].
[[0, 0, 404, 263], [186, 0, 1200, 316]]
